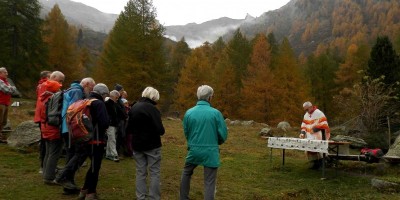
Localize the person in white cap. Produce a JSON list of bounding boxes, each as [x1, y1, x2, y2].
[[299, 101, 330, 169]]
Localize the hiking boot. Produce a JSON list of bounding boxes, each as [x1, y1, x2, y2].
[[78, 189, 88, 200], [85, 193, 99, 200]]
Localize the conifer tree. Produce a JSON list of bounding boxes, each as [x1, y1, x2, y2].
[[173, 44, 213, 115], [43, 4, 80, 84], [240, 34, 276, 123], [97, 0, 165, 99], [366, 36, 400, 86], [273, 38, 309, 125], [0, 0, 47, 94]]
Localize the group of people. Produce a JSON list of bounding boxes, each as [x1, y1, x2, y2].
[[0, 67, 330, 199], [28, 69, 228, 200]]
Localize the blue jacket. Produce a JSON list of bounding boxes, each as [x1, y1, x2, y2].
[[61, 83, 84, 134], [183, 100, 228, 167]]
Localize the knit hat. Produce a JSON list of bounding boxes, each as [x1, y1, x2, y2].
[[45, 80, 62, 93], [114, 83, 123, 92]]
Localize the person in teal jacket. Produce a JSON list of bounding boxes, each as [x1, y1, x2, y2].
[[179, 85, 228, 200]]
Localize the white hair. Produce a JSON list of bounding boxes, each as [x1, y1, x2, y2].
[[142, 86, 160, 101], [197, 85, 214, 101], [109, 90, 120, 98], [50, 71, 65, 82], [0, 67, 7, 73], [80, 77, 95, 86], [303, 101, 313, 108]]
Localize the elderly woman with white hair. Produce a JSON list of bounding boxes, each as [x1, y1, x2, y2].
[[299, 101, 330, 170], [179, 85, 228, 200], [126, 86, 165, 200]]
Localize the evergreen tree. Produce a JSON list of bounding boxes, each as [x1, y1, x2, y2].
[[226, 29, 251, 88], [97, 0, 165, 100], [0, 0, 47, 95], [366, 36, 400, 86], [304, 51, 339, 115], [43, 4, 80, 84]]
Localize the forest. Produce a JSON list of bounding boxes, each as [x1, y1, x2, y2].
[[0, 0, 400, 148]]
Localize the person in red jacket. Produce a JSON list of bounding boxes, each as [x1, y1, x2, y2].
[[33, 71, 51, 174], [0, 67, 17, 143], [38, 80, 63, 184]]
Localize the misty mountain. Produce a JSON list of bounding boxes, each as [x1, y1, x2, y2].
[[165, 15, 254, 48], [39, 0, 118, 33]]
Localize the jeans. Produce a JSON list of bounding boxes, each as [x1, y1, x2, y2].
[[106, 126, 118, 158], [43, 139, 62, 180], [180, 163, 218, 200], [133, 147, 161, 200]]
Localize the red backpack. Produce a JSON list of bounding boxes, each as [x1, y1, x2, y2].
[[67, 99, 97, 144]]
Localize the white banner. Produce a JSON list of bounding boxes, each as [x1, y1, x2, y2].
[[267, 137, 329, 153]]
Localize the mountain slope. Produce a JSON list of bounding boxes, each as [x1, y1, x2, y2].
[[165, 15, 254, 48], [39, 0, 118, 33]]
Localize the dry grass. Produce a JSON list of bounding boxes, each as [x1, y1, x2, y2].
[[1, 99, 399, 199]]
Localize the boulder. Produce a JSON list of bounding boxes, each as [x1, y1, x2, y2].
[[259, 127, 272, 137], [241, 120, 254, 126], [371, 178, 400, 193], [7, 120, 40, 147], [230, 120, 242, 126], [330, 135, 368, 148], [277, 121, 291, 132], [386, 134, 400, 157], [225, 118, 231, 125]]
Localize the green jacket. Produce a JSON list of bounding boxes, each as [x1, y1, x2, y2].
[[183, 100, 228, 167]]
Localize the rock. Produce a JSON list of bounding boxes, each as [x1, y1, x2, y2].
[[277, 121, 291, 132], [259, 127, 272, 137], [166, 117, 181, 121], [371, 178, 400, 193], [241, 120, 254, 126], [259, 123, 269, 127], [331, 135, 368, 148], [225, 118, 231, 125], [386, 134, 400, 157], [230, 120, 241, 126], [7, 120, 40, 147]]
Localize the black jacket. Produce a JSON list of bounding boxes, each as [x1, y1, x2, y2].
[[89, 92, 110, 142], [127, 97, 165, 151], [105, 99, 123, 126]]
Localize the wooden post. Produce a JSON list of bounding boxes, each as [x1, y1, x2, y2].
[[387, 116, 391, 149]]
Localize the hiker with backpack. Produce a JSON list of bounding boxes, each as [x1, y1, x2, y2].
[[59, 83, 109, 200], [55, 78, 96, 191], [37, 79, 63, 185]]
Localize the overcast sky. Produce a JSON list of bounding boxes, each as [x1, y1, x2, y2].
[[70, 0, 291, 26]]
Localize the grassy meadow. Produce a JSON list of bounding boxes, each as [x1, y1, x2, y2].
[[0, 100, 400, 199]]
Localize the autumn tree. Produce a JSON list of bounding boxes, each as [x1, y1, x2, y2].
[[173, 44, 213, 115], [304, 51, 339, 116], [0, 0, 47, 95], [97, 0, 165, 100], [273, 38, 309, 125], [43, 4, 80, 84], [240, 34, 276, 123]]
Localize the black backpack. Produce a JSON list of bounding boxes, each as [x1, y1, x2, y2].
[[45, 91, 64, 126]]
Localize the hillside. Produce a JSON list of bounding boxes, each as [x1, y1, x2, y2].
[[232, 0, 400, 55], [165, 15, 253, 48], [39, 0, 118, 33]]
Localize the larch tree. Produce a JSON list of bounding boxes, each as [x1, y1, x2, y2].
[[173, 44, 213, 116], [43, 4, 80, 85], [0, 0, 47, 95], [273, 38, 309, 125], [240, 34, 276, 123], [97, 0, 165, 100]]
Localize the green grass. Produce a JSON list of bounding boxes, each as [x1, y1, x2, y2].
[[1, 100, 400, 199]]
